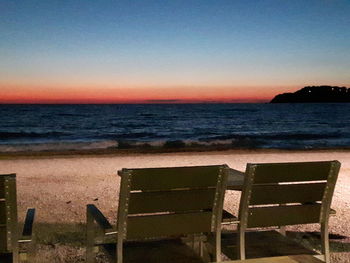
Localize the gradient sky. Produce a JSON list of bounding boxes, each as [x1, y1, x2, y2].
[[1, 0, 349, 103]]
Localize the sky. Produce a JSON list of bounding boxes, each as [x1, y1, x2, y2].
[[1, 0, 349, 103]]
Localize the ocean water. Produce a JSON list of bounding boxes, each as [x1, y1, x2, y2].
[[0, 103, 350, 152]]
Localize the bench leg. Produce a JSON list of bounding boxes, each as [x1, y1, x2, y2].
[[321, 222, 330, 263], [86, 209, 96, 263]]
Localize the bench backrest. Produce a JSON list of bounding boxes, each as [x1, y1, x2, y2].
[[117, 165, 229, 240], [239, 161, 340, 228], [0, 174, 19, 256]]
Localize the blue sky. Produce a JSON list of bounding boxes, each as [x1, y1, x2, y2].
[[1, 0, 349, 103]]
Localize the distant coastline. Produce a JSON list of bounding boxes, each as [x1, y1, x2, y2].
[[270, 86, 350, 103]]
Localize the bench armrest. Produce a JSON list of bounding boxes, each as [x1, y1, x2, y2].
[[87, 204, 113, 233], [19, 208, 35, 242]]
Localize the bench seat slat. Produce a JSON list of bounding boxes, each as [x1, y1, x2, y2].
[[248, 204, 321, 228], [125, 165, 222, 191], [253, 162, 332, 183], [127, 212, 212, 239], [129, 189, 215, 214], [250, 183, 326, 205]]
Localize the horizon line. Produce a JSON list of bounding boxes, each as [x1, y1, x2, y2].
[[0, 97, 271, 104], [0, 101, 270, 105]]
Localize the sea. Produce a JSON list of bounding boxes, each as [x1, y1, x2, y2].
[[0, 103, 350, 153]]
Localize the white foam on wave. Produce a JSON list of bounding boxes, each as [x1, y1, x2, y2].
[[0, 138, 242, 153], [0, 140, 119, 152], [132, 139, 234, 147]]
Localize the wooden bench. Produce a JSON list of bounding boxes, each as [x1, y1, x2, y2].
[[0, 174, 36, 263], [86, 165, 231, 263], [217, 161, 341, 263]]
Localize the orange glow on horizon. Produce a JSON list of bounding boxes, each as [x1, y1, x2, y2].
[[0, 84, 297, 104]]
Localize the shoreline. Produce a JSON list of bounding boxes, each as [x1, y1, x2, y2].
[[1, 146, 350, 160]]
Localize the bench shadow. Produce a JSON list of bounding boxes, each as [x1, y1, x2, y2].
[[286, 231, 350, 253], [31, 222, 86, 246]]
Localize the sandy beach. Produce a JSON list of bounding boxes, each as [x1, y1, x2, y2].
[[0, 150, 349, 262]]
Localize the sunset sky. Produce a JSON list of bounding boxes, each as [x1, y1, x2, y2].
[[1, 0, 349, 103]]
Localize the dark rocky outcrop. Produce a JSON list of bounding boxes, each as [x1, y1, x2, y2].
[[270, 86, 350, 103]]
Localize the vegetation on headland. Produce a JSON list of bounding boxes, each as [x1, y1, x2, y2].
[[270, 86, 350, 103]]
